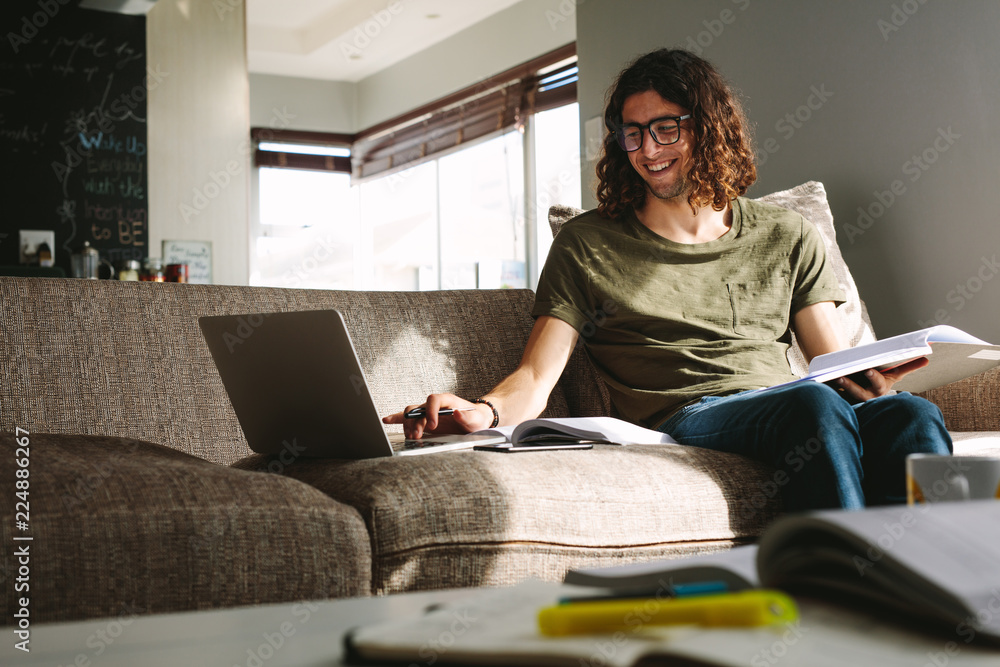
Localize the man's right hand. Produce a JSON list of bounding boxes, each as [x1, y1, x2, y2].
[[381, 316, 580, 439], [382, 394, 495, 439]]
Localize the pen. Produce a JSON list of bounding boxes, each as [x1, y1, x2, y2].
[[558, 580, 729, 604], [537, 589, 798, 636], [404, 406, 478, 419]]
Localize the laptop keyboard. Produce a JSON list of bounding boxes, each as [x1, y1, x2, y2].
[[402, 439, 454, 450]]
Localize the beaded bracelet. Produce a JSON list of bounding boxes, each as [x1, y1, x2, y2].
[[472, 398, 499, 428]]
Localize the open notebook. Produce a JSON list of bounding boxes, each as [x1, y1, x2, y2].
[[346, 501, 1000, 665]]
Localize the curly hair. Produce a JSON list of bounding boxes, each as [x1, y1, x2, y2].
[[596, 49, 757, 219]]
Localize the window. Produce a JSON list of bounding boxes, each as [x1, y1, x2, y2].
[[438, 131, 525, 289], [251, 46, 580, 291], [253, 166, 358, 289], [531, 103, 581, 284], [251, 141, 358, 289], [357, 162, 437, 290]]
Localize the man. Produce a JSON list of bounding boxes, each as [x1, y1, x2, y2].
[[384, 48, 951, 511]]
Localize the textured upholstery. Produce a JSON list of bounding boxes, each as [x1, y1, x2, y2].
[[0, 432, 371, 623], [235, 443, 780, 595], [0, 277, 609, 621], [919, 370, 1000, 432], [0, 279, 603, 465]]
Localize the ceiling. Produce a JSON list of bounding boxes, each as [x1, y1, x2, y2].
[[246, 0, 525, 83]]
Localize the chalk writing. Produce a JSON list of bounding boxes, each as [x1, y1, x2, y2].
[[0, 6, 148, 272]]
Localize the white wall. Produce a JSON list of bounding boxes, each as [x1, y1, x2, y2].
[[248, 0, 576, 134], [576, 0, 1000, 341], [249, 74, 357, 134], [356, 0, 576, 129], [147, 0, 250, 285]]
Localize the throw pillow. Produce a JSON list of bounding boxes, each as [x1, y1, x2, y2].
[[755, 181, 877, 372]]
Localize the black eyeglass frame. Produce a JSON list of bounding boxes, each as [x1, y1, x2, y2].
[[614, 114, 692, 152]]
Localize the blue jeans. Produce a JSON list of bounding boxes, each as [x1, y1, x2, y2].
[[658, 383, 952, 511]]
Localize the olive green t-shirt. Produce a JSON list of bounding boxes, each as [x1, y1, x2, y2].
[[532, 197, 846, 429]]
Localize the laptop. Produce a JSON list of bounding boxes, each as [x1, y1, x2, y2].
[[198, 309, 506, 459]]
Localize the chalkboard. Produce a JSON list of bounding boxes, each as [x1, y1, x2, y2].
[[0, 2, 148, 274]]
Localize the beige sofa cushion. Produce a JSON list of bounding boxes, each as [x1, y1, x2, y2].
[[0, 432, 371, 623], [236, 443, 781, 595], [548, 181, 877, 375]]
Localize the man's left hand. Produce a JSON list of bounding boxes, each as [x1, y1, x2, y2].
[[833, 356, 930, 402]]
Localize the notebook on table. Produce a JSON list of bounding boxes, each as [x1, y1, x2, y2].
[[198, 309, 506, 459]]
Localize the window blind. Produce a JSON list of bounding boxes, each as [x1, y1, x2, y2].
[[251, 129, 352, 174], [351, 43, 576, 181]]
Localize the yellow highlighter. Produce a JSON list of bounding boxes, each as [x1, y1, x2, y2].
[[538, 589, 798, 637]]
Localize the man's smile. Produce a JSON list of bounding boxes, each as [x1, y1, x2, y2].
[[646, 159, 675, 173]]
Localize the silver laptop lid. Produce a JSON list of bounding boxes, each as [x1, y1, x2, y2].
[[199, 309, 395, 459]]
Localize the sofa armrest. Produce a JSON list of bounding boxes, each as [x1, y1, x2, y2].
[[917, 367, 1000, 431]]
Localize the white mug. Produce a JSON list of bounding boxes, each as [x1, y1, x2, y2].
[[906, 454, 1000, 504]]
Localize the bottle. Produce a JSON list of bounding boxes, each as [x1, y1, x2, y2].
[[141, 257, 165, 282], [37, 241, 53, 267], [165, 263, 188, 283], [118, 259, 141, 281], [71, 241, 101, 279]]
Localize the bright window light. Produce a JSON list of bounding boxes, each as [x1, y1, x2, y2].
[[258, 142, 350, 157], [253, 104, 581, 291]]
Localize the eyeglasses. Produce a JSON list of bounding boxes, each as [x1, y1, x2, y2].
[[614, 114, 692, 152]]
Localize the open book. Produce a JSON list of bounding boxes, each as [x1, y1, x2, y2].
[[761, 324, 1000, 394], [474, 416, 676, 446], [567, 500, 1000, 642], [344, 501, 1000, 666]]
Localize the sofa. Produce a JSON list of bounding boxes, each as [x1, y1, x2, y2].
[[2, 182, 998, 625]]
